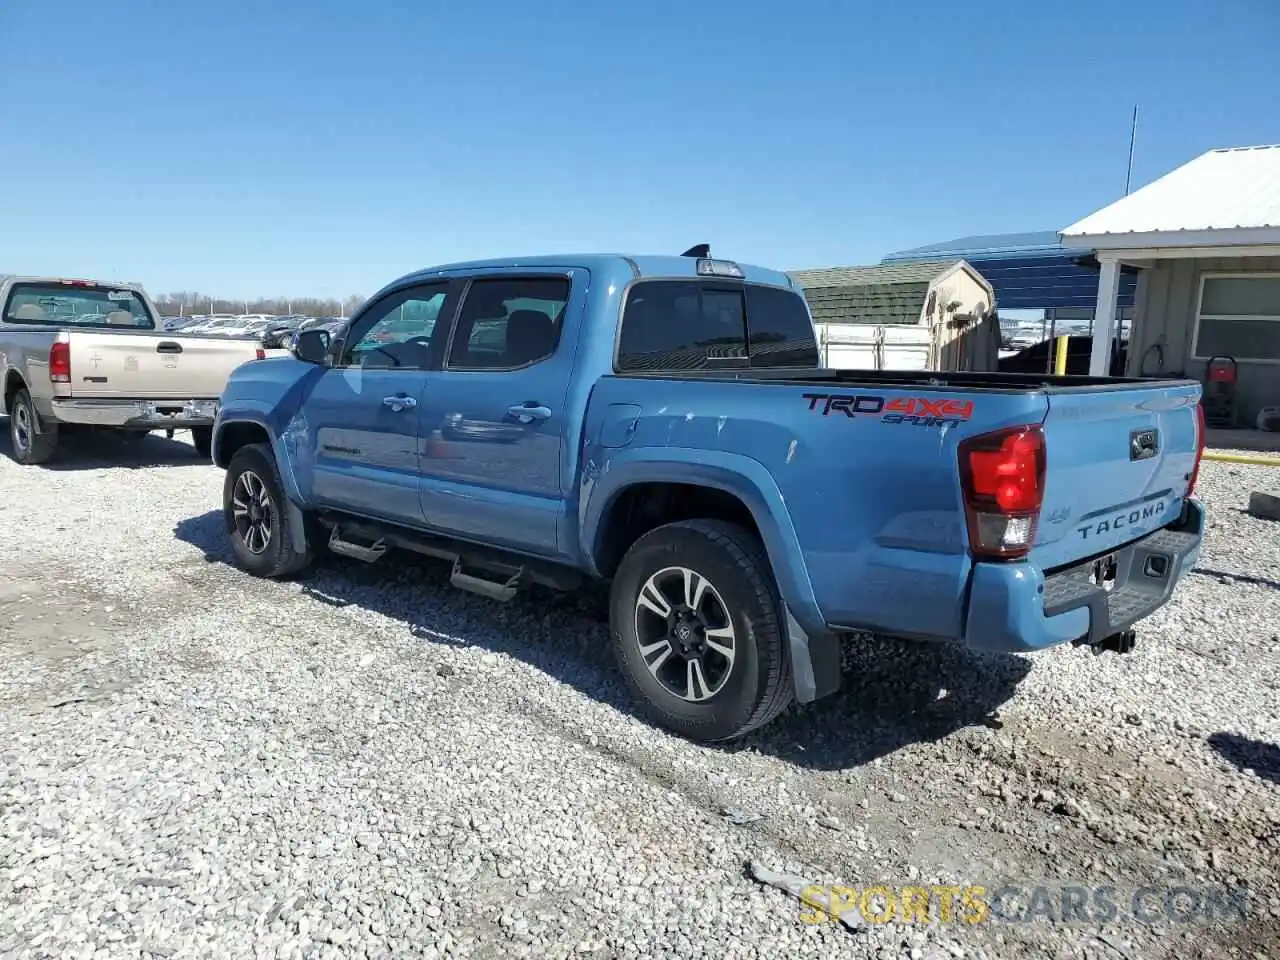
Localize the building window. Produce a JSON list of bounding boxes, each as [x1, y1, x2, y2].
[[1194, 275, 1280, 362]]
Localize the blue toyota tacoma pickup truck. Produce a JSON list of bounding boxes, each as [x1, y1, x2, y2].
[[212, 250, 1206, 742]]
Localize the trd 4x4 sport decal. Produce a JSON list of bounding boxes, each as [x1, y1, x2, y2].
[[802, 393, 975, 428]]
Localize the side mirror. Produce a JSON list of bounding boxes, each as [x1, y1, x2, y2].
[[292, 329, 331, 364]]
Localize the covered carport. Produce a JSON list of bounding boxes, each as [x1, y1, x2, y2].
[[881, 231, 1137, 352], [1061, 144, 1280, 427]]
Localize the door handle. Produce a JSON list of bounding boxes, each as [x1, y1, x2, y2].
[[156, 341, 183, 354], [507, 403, 551, 424], [382, 395, 417, 412]]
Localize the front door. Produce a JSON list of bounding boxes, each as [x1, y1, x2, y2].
[[302, 281, 458, 528], [417, 272, 582, 556]]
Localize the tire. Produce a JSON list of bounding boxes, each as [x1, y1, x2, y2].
[[610, 519, 794, 743], [8, 389, 59, 465], [223, 443, 313, 578], [191, 426, 213, 460]]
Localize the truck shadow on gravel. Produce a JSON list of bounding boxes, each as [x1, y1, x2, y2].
[[1207, 732, 1280, 786], [1192, 566, 1280, 592], [0, 417, 208, 470], [175, 509, 1030, 771]]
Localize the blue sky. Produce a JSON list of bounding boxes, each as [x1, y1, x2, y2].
[[2, 0, 1278, 299]]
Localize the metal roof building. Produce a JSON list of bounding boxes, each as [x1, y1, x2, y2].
[[1061, 144, 1280, 426], [1063, 145, 1280, 247], [881, 231, 1137, 312]]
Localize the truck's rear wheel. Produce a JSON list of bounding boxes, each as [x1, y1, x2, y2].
[[610, 519, 794, 742], [223, 443, 313, 578], [8, 389, 59, 465]]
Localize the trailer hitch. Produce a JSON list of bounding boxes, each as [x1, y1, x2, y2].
[[1073, 629, 1138, 655]]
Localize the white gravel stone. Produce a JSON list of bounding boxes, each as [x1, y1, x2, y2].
[[0, 431, 1277, 960]]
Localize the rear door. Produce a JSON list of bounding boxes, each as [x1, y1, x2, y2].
[[416, 271, 584, 556], [1032, 382, 1201, 569], [301, 280, 460, 528]]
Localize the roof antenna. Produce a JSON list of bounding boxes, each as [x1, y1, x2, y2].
[[1124, 104, 1139, 196], [681, 243, 711, 258]]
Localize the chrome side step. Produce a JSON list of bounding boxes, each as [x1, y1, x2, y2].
[[450, 558, 522, 602], [317, 513, 583, 598], [327, 527, 387, 563]]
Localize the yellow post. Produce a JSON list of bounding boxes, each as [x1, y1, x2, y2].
[[1054, 334, 1070, 375], [1202, 451, 1280, 466]]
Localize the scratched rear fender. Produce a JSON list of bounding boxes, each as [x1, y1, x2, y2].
[[582, 375, 1049, 639]]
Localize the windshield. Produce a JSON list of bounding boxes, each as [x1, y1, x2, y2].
[[2, 282, 155, 330]]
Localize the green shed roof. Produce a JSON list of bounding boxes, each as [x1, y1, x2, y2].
[[788, 260, 966, 326]]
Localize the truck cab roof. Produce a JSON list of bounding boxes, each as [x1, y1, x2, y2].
[[392, 254, 798, 292]]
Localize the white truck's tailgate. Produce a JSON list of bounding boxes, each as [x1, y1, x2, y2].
[[65, 332, 261, 398]]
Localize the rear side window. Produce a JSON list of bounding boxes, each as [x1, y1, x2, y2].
[[447, 276, 570, 370], [616, 280, 816, 371], [2, 283, 155, 330], [617, 282, 746, 371], [745, 283, 819, 367]]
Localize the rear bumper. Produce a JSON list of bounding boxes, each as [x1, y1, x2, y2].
[[962, 499, 1204, 653], [49, 398, 220, 429]]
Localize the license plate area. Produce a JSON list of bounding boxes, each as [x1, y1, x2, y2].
[[1089, 553, 1118, 592], [141, 400, 219, 420]]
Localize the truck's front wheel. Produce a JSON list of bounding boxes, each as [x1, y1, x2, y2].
[[8, 389, 59, 465], [610, 519, 794, 742], [223, 443, 313, 578]]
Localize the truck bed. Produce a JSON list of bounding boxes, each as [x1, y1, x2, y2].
[[586, 367, 1202, 649], [612, 365, 1191, 392]]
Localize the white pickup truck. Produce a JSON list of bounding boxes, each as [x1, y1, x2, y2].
[[1, 277, 266, 464]]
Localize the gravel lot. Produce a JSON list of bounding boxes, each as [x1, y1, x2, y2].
[[1, 427, 1277, 960]]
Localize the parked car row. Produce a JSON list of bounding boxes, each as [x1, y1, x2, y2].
[[273, 315, 347, 349], [162, 313, 347, 348]]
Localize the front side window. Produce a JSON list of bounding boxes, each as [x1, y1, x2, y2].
[[446, 277, 570, 370], [2, 283, 155, 330], [1194, 275, 1280, 361], [344, 285, 449, 369]]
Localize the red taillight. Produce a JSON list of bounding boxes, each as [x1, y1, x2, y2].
[[255, 348, 266, 360], [1187, 402, 1206, 497], [958, 424, 1046, 560], [49, 341, 71, 383]]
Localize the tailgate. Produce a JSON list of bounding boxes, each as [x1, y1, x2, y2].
[[1032, 382, 1201, 570], [65, 332, 259, 399]]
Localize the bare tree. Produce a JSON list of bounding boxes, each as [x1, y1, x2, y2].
[[152, 292, 365, 317]]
